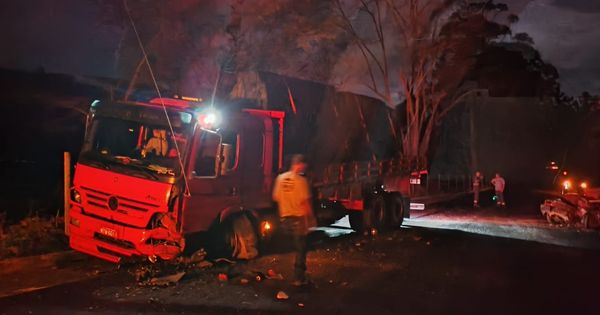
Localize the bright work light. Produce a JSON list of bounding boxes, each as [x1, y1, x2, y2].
[[198, 109, 220, 129]]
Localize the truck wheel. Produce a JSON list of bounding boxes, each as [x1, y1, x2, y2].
[[386, 195, 405, 228], [366, 195, 387, 231], [226, 214, 259, 260], [349, 212, 364, 233]]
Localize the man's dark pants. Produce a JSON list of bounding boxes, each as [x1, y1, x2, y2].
[[281, 216, 308, 281]]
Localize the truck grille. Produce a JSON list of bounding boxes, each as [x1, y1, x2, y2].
[[81, 186, 159, 213]]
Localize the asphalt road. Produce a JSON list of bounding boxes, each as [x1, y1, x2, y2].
[[1, 208, 599, 315]]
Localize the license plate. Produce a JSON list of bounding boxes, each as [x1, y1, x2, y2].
[[410, 203, 425, 210], [100, 227, 117, 238]]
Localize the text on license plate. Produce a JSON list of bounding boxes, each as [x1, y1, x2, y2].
[[100, 227, 117, 238]]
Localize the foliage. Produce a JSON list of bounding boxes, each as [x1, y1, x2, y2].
[[334, 0, 558, 166], [0, 216, 67, 259], [94, 0, 560, 168]]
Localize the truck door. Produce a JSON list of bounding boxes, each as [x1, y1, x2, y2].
[[239, 118, 272, 209], [183, 129, 241, 233]]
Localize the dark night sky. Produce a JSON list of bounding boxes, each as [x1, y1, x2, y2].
[[0, 0, 599, 96]]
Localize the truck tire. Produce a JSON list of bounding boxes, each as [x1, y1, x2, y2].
[[226, 214, 259, 260], [370, 195, 387, 230], [386, 194, 405, 228], [358, 195, 386, 233]]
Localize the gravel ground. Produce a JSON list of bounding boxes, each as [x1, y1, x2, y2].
[[1, 224, 599, 315]]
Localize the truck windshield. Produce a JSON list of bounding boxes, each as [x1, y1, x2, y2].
[[80, 116, 191, 181]]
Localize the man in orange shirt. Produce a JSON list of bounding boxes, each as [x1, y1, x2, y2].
[[272, 154, 315, 286]]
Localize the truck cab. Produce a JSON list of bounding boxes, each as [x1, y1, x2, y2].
[[69, 97, 283, 263]]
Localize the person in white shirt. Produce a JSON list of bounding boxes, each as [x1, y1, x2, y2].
[[272, 154, 315, 286], [490, 173, 506, 207]]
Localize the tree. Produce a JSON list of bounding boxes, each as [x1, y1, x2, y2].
[[223, 0, 343, 103], [335, 0, 518, 166]]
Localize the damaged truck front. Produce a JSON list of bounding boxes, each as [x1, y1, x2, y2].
[[69, 98, 202, 263], [69, 97, 278, 263]]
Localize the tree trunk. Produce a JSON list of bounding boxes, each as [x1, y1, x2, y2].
[[124, 57, 146, 101], [403, 122, 420, 164], [469, 100, 478, 172], [419, 116, 435, 163]]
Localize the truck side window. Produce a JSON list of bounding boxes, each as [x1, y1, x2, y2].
[[220, 132, 239, 173], [193, 131, 221, 177]]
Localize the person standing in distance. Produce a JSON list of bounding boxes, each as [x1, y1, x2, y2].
[[491, 173, 506, 207], [272, 154, 315, 286], [472, 171, 484, 208]]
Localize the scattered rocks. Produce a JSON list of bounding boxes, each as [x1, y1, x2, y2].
[[148, 271, 185, 287], [196, 260, 213, 269], [266, 269, 284, 280], [217, 273, 228, 282], [254, 272, 265, 282], [188, 249, 207, 263], [276, 291, 289, 300]]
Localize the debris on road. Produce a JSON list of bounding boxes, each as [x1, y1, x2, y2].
[[276, 291, 289, 300], [195, 260, 213, 269], [254, 272, 265, 282], [214, 258, 236, 265], [266, 269, 284, 280], [217, 273, 228, 282], [185, 249, 207, 264], [148, 271, 186, 287]]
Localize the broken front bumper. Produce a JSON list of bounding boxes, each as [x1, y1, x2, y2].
[[69, 205, 183, 263]]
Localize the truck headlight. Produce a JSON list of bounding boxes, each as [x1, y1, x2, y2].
[[71, 189, 82, 203], [70, 217, 80, 227]]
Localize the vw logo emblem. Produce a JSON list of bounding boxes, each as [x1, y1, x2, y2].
[[108, 196, 119, 210]]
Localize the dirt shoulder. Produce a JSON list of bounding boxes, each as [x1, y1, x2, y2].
[[1, 226, 599, 314]]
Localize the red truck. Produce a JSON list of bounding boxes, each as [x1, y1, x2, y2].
[[68, 96, 414, 263]]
